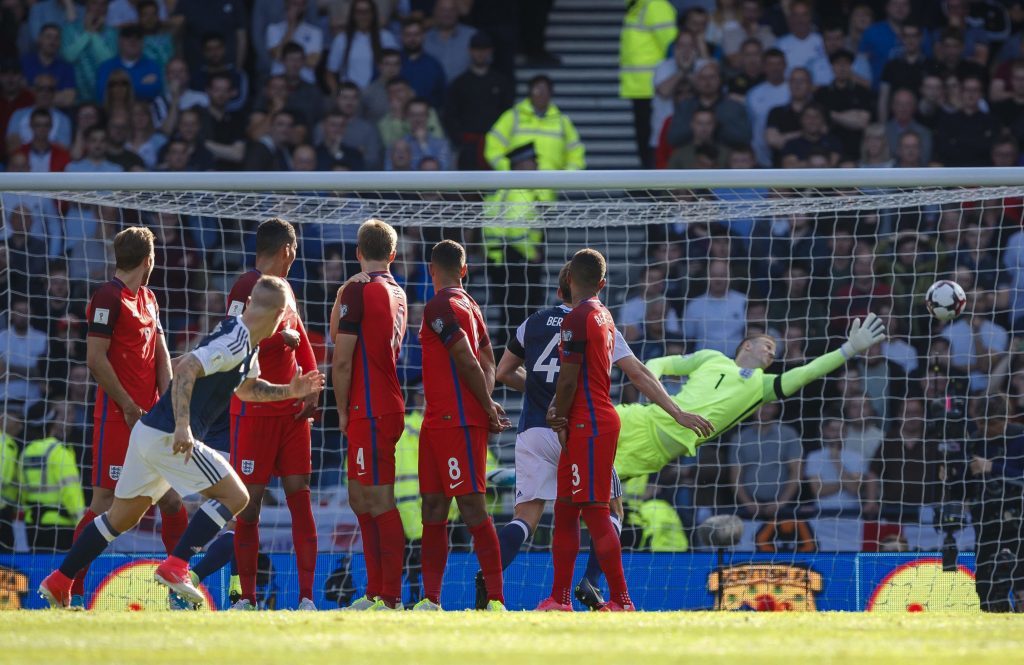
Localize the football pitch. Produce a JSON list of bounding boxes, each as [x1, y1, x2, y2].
[[3, 612, 1022, 665]]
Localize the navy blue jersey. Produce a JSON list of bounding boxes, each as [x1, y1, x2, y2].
[[142, 317, 259, 440], [507, 304, 634, 433]]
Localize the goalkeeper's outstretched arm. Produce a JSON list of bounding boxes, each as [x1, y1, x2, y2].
[[773, 313, 887, 399], [645, 349, 719, 380]]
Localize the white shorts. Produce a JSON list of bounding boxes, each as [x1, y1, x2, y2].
[[115, 421, 238, 504], [514, 427, 621, 505]]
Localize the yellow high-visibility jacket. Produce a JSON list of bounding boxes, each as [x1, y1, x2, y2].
[[619, 0, 678, 99], [17, 437, 85, 527], [484, 99, 586, 171]]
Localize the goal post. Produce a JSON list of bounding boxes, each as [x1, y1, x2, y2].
[[2, 168, 1024, 612]]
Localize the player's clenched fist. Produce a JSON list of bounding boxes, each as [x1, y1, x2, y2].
[[290, 369, 326, 398]]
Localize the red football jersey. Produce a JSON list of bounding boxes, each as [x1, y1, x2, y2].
[[86, 278, 162, 418], [419, 287, 491, 429], [227, 269, 317, 416], [560, 298, 619, 432], [336, 271, 407, 420]]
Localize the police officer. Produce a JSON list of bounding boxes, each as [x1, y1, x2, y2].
[[620, 0, 677, 168], [394, 406, 424, 606], [484, 75, 585, 172], [483, 142, 547, 344], [18, 402, 86, 552], [0, 410, 20, 552]]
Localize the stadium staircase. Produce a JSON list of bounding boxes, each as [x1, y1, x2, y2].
[[516, 0, 639, 170]]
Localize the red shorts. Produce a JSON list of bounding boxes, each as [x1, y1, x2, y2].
[[557, 428, 620, 503], [92, 415, 131, 490], [346, 413, 405, 485], [419, 424, 488, 498], [231, 413, 312, 484]]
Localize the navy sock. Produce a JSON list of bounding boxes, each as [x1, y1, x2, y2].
[[191, 531, 235, 581], [172, 500, 234, 562], [498, 519, 531, 570], [583, 512, 622, 586], [59, 515, 119, 578]]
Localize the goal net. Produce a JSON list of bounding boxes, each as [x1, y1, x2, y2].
[[2, 168, 1024, 612]]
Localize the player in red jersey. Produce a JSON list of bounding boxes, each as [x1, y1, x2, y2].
[[71, 226, 186, 606], [329, 219, 408, 610], [539, 249, 634, 612], [413, 240, 510, 611], [228, 218, 321, 610]]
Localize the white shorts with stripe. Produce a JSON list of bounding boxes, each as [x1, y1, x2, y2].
[[115, 421, 238, 503], [514, 426, 621, 505]]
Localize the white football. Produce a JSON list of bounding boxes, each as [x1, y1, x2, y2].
[[925, 280, 967, 322]]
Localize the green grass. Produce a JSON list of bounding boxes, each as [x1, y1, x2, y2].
[[2, 612, 1022, 665]]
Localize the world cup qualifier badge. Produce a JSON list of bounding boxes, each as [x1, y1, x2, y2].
[[561, 329, 572, 342], [340, 304, 348, 318]]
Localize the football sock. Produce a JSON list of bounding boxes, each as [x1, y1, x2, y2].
[[498, 518, 531, 570], [192, 530, 235, 581], [234, 516, 260, 604], [59, 514, 119, 578], [469, 518, 505, 603], [159, 503, 188, 555], [69, 508, 97, 596], [582, 511, 622, 586], [375, 508, 405, 607], [286, 489, 318, 601], [172, 500, 233, 561], [356, 512, 382, 599], [421, 521, 448, 605], [581, 504, 630, 606], [550, 501, 582, 605]]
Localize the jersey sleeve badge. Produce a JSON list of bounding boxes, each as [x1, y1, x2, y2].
[[431, 318, 444, 334], [561, 329, 573, 342], [93, 308, 109, 325], [340, 304, 348, 318]]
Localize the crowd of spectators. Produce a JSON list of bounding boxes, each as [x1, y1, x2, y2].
[[3, 0, 1024, 561]]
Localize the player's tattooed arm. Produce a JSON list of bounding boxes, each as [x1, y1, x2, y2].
[[236, 370, 326, 403], [171, 353, 205, 463]]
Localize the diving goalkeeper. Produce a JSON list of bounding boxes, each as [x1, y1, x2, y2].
[[567, 313, 887, 609]]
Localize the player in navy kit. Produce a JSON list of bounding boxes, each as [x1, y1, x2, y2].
[[476, 262, 713, 609], [38, 277, 325, 608]]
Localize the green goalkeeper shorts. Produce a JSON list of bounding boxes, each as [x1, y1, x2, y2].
[[613, 403, 673, 481]]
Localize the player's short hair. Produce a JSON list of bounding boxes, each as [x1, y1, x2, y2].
[[430, 239, 466, 274], [255, 218, 297, 257], [113, 226, 154, 270], [557, 262, 571, 300], [357, 218, 398, 261], [734, 333, 774, 358], [250, 274, 289, 310], [568, 248, 606, 291]]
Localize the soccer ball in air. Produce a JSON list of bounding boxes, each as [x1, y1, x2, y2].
[[925, 280, 967, 322]]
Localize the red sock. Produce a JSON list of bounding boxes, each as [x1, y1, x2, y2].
[[356, 512, 381, 599], [420, 521, 448, 605], [581, 504, 631, 606], [159, 504, 188, 556], [286, 489, 318, 601], [235, 516, 260, 604], [70, 509, 97, 597], [469, 518, 504, 603], [551, 501, 582, 606], [375, 508, 405, 607]]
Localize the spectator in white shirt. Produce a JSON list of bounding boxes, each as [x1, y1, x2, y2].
[[746, 48, 790, 166], [326, 0, 398, 92], [0, 299, 47, 375], [619, 264, 682, 342], [683, 258, 747, 354], [651, 31, 702, 152], [775, 0, 825, 75], [266, 0, 323, 84], [806, 416, 876, 515], [941, 290, 1009, 393]]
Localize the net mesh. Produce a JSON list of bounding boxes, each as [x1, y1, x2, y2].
[[3, 177, 1024, 612]]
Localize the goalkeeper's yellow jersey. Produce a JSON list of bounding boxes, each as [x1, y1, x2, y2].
[[615, 349, 846, 472]]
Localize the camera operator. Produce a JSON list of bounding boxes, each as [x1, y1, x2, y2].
[[966, 395, 1024, 612]]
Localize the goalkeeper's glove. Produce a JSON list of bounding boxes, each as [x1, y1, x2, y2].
[[840, 312, 886, 359]]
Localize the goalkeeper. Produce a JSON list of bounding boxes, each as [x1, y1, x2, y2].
[[569, 313, 887, 609]]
